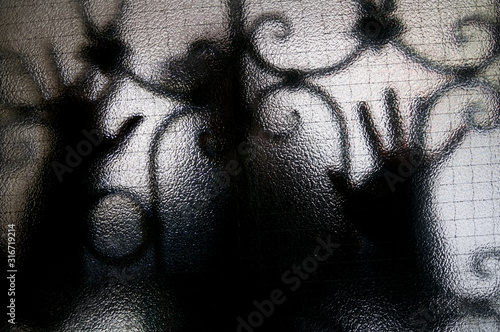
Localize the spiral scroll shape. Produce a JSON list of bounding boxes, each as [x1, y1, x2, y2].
[[393, 2, 500, 74]]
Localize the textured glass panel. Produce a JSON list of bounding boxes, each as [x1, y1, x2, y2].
[[1, 0, 499, 331]]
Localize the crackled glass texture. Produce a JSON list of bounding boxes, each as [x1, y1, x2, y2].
[[1, 0, 499, 331]]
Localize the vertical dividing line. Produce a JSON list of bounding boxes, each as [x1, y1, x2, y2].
[[227, 0, 248, 326]]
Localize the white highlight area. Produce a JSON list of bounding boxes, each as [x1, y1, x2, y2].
[[434, 129, 500, 299], [94, 78, 179, 207]]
